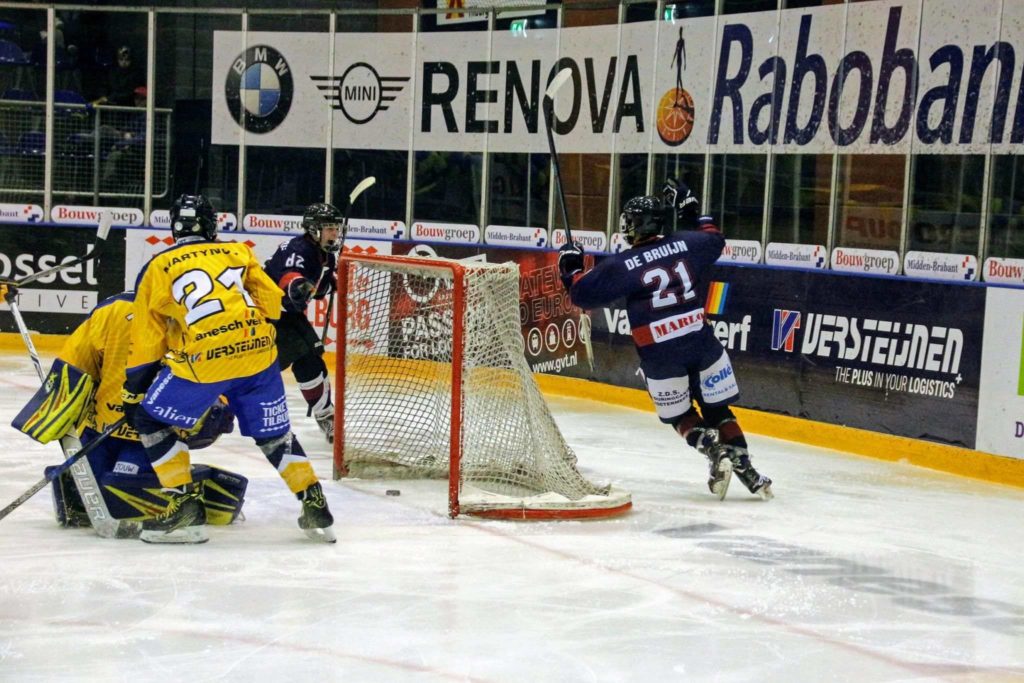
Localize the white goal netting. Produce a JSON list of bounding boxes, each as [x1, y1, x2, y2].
[[334, 254, 631, 519]]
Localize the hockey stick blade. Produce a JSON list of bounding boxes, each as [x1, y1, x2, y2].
[[322, 176, 376, 345], [348, 176, 376, 208], [544, 67, 573, 100], [543, 68, 574, 244], [0, 418, 126, 525]]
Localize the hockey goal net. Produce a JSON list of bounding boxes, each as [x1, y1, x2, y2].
[[333, 253, 631, 520]]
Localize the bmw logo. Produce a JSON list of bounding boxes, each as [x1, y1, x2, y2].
[[225, 45, 294, 134]]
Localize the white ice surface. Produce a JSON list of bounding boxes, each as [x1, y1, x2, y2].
[[0, 352, 1022, 682]]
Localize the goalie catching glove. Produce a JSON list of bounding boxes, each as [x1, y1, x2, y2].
[[12, 359, 96, 443]]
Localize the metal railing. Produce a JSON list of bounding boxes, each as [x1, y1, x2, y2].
[[0, 98, 170, 202]]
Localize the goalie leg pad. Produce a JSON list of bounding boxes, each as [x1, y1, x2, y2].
[[193, 464, 249, 525], [13, 359, 96, 443], [48, 468, 92, 528]]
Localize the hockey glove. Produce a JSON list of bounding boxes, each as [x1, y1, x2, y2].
[[120, 388, 144, 427], [287, 277, 316, 306], [663, 177, 702, 228], [558, 242, 585, 278]]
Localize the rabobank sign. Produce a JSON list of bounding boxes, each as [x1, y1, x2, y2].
[[709, 5, 1024, 151], [211, 0, 1022, 154]]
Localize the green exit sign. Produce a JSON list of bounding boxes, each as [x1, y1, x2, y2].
[[663, 4, 676, 21], [510, 18, 528, 35]]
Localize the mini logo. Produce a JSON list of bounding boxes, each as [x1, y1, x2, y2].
[[225, 45, 294, 134], [311, 62, 410, 125], [771, 309, 801, 352]]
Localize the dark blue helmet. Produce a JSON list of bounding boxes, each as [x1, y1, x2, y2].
[[620, 195, 665, 246], [170, 194, 217, 243], [302, 202, 344, 253]]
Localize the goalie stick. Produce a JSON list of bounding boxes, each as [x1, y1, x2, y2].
[[320, 175, 376, 345], [0, 418, 126, 525], [2, 213, 139, 538]]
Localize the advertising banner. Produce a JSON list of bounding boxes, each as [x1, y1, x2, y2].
[[212, 0, 1024, 154], [0, 225, 127, 333], [977, 287, 1024, 459], [982, 257, 1024, 285], [764, 243, 827, 269], [578, 259, 984, 448], [830, 246, 900, 275], [385, 241, 592, 380], [903, 251, 978, 281]]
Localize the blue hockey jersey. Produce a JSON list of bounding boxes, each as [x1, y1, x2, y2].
[[566, 226, 725, 377], [263, 235, 337, 313]]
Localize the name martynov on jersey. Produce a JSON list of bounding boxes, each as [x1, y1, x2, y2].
[[262, 235, 337, 313], [565, 226, 726, 364], [127, 240, 284, 384]]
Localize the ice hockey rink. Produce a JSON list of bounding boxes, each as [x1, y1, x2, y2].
[[1, 352, 1022, 683]]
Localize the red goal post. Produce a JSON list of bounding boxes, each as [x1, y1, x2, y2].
[[333, 252, 631, 520]]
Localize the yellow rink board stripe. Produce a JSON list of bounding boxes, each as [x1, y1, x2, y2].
[[5, 333, 1020, 489], [535, 373, 1024, 490]]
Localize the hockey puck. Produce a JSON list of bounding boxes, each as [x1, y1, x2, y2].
[[386, 489, 401, 496]]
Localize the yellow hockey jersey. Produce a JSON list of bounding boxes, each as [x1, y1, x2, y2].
[[127, 240, 283, 383], [60, 292, 138, 440]]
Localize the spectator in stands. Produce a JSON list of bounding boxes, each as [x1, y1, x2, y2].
[[101, 45, 141, 106]]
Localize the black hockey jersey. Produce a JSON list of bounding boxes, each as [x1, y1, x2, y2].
[[566, 227, 725, 377], [263, 235, 337, 313]]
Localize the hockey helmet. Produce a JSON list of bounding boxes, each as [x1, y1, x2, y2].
[[302, 202, 344, 254], [170, 194, 217, 243], [620, 195, 666, 246]]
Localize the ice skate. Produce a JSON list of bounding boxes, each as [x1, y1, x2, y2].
[[298, 481, 336, 543], [725, 447, 773, 500], [140, 482, 208, 544], [695, 429, 732, 501]]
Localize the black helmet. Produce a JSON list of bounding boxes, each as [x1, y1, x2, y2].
[[620, 195, 665, 246], [302, 202, 344, 254], [170, 194, 217, 243]]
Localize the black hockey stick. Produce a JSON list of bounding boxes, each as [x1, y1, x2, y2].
[[543, 69, 595, 371], [321, 175, 376, 345], [0, 418, 126, 525], [543, 68, 574, 245]]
